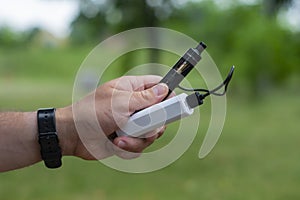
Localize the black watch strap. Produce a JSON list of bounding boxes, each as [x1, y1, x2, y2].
[[37, 108, 62, 168]]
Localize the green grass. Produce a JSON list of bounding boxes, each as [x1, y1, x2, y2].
[[0, 46, 91, 81], [1, 81, 300, 200], [1, 47, 300, 199]]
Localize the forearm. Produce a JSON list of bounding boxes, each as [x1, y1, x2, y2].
[[0, 109, 76, 172], [0, 112, 41, 172]]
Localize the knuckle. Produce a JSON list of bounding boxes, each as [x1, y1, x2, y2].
[[140, 90, 151, 100], [140, 90, 154, 103]]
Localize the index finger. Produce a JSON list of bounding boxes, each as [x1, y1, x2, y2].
[[111, 75, 163, 91]]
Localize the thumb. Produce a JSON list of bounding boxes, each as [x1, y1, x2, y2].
[[129, 83, 169, 112]]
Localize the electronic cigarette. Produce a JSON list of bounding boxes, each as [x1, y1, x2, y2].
[[116, 66, 235, 138], [108, 42, 211, 140], [160, 42, 207, 98]]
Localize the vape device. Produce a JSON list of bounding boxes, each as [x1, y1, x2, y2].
[[160, 42, 206, 98], [110, 41, 234, 140]]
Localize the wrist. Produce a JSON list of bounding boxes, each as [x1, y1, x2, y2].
[[55, 107, 78, 156]]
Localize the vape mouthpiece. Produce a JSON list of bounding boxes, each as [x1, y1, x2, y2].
[[196, 42, 207, 53]]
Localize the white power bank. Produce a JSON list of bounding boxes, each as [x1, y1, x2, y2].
[[116, 93, 194, 138]]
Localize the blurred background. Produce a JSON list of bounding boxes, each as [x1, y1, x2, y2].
[[0, 0, 299, 199]]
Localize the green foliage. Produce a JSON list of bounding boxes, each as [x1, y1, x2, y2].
[[162, 1, 300, 94], [70, 0, 165, 44], [0, 26, 56, 48], [263, 0, 293, 16], [0, 26, 26, 47], [1, 1, 299, 95], [68, 0, 300, 95], [70, 12, 108, 45]]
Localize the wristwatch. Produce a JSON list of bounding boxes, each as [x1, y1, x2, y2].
[[37, 108, 62, 168]]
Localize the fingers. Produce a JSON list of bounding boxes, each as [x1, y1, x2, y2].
[[156, 126, 166, 139], [111, 125, 166, 159], [128, 83, 169, 112], [141, 126, 166, 139], [110, 75, 163, 91], [113, 135, 156, 153], [130, 75, 163, 90], [111, 137, 151, 159]]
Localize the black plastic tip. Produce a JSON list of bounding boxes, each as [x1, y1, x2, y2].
[[195, 42, 207, 53], [200, 42, 207, 49]]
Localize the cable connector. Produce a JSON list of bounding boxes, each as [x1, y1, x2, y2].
[[186, 92, 205, 109], [185, 66, 235, 109]]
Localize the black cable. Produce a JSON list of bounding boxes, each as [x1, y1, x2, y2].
[[177, 66, 235, 98], [177, 85, 209, 93]]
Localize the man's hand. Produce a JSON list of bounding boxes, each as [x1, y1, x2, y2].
[[56, 75, 169, 160], [0, 75, 169, 172]]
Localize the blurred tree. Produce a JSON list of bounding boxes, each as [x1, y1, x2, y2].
[[0, 26, 53, 48], [71, 0, 179, 74], [164, 1, 299, 95], [25, 27, 41, 42], [71, 0, 177, 42], [70, 0, 299, 95], [0, 26, 24, 47], [263, 0, 293, 17]]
